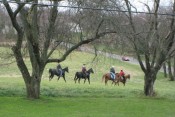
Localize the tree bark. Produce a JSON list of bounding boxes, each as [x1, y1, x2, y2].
[[26, 76, 41, 99], [144, 72, 156, 96]]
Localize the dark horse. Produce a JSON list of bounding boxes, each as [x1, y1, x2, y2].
[[102, 73, 120, 85], [49, 67, 69, 82], [74, 68, 94, 84], [114, 74, 130, 86]]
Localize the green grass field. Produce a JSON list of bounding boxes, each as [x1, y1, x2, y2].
[[0, 47, 175, 117]]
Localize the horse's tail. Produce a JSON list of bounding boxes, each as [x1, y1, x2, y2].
[[49, 69, 52, 75], [48, 69, 52, 81], [74, 72, 77, 80], [102, 74, 105, 82]]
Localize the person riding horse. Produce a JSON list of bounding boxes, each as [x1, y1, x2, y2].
[[119, 70, 125, 81], [49, 66, 69, 82], [110, 66, 116, 81], [82, 64, 87, 78], [57, 64, 62, 76], [74, 68, 94, 84]]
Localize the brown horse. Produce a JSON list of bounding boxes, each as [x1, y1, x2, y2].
[[114, 74, 130, 86], [102, 73, 120, 85]]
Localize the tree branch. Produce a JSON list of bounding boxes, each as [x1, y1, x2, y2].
[[47, 41, 62, 59], [124, 0, 146, 72], [41, 0, 58, 61], [14, 2, 25, 17], [46, 31, 117, 63]]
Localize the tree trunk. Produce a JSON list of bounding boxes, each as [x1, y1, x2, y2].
[[25, 76, 41, 99], [144, 72, 156, 96], [167, 59, 174, 81], [162, 62, 167, 78]]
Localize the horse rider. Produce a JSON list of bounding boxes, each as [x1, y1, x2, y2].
[[57, 64, 63, 76], [82, 64, 87, 78], [119, 70, 125, 81], [110, 66, 116, 81]]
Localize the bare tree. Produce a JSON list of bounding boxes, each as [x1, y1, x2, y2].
[[2, 0, 116, 99], [121, 0, 175, 96]]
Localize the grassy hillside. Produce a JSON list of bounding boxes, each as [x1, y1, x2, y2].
[[0, 47, 175, 117]]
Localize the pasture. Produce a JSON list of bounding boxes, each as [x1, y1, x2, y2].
[[0, 47, 175, 117]]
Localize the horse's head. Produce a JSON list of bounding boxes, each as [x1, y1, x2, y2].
[[115, 73, 120, 78], [63, 67, 69, 73], [126, 74, 130, 80], [88, 68, 94, 74]]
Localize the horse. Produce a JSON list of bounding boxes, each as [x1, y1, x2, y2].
[[74, 68, 94, 84], [114, 74, 130, 86], [49, 67, 69, 82], [102, 73, 120, 85]]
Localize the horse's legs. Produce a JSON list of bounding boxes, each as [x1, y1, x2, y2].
[[114, 81, 117, 86], [74, 75, 77, 83], [63, 76, 66, 83], [84, 78, 86, 84], [114, 80, 118, 86], [117, 81, 119, 86], [105, 79, 108, 85], [74, 76, 78, 83], [78, 78, 80, 84], [57, 76, 60, 81], [49, 75, 53, 81], [88, 78, 90, 84], [115, 82, 119, 86], [123, 81, 125, 86], [74, 78, 78, 83], [114, 80, 118, 85], [111, 80, 114, 85], [74, 78, 77, 83]]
